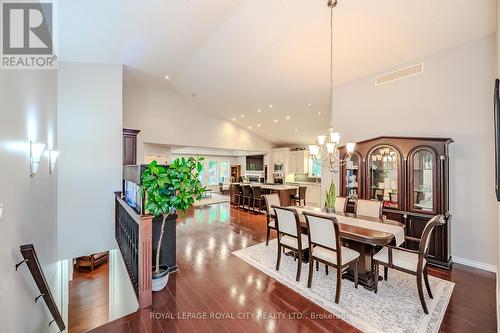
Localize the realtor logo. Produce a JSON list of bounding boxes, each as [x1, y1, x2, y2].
[[1, 1, 57, 69]]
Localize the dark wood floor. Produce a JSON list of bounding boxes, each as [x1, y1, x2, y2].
[[87, 203, 496, 333], [69, 262, 110, 333]]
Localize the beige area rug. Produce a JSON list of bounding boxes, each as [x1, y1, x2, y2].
[[193, 193, 230, 207], [233, 239, 454, 333]]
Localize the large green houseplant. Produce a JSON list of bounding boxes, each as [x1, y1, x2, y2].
[[141, 157, 205, 291]]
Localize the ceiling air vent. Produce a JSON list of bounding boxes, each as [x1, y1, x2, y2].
[[375, 63, 424, 86]]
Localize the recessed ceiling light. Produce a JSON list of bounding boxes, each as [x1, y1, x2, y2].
[[248, 126, 252, 129], [240, 115, 245, 118], [269, 104, 273, 108], [232, 118, 236, 121], [258, 109, 262, 113], [273, 119, 278, 123], [257, 123, 261, 127], [317, 112, 321, 115], [307, 103, 311, 107], [295, 128, 299, 131], [165, 75, 170, 80], [286, 116, 290, 120]]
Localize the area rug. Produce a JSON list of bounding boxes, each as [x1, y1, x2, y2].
[[193, 193, 230, 207], [233, 240, 454, 333]]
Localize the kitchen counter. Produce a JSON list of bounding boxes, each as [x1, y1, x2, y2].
[[287, 181, 321, 186], [230, 183, 299, 206]]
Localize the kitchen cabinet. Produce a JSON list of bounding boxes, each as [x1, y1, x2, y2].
[[288, 151, 309, 174]]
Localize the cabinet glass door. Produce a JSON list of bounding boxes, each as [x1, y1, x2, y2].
[[345, 154, 360, 200], [412, 150, 434, 212], [369, 146, 399, 208]]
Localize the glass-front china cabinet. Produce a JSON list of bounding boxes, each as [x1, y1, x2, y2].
[[339, 137, 453, 269]]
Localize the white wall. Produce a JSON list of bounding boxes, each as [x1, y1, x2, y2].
[[57, 62, 123, 259], [0, 71, 63, 332], [324, 35, 498, 269], [496, 0, 500, 324], [123, 68, 274, 163]]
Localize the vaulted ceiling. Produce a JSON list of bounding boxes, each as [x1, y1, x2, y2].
[[59, 0, 496, 145]]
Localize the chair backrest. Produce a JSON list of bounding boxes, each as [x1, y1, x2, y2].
[[242, 185, 252, 196], [252, 186, 262, 198], [263, 194, 280, 216], [303, 212, 342, 265], [419, 214, 445, 255], [298, 186, 307, 200], [355, 199, 383, 218], [272, 206, 300, 237], [335, 197, 348, 213]]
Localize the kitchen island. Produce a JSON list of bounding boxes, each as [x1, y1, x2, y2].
[[230, 183, 299, 207]]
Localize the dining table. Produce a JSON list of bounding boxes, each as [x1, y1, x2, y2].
[[286, 206, 405, 291]]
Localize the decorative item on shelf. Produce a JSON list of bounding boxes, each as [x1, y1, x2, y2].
[[48, 150, 59, 174], [308, 1, 355, 173], [324, 181, 336, 213], [141, 157, 205, 291], [29, 141, 45, 177]]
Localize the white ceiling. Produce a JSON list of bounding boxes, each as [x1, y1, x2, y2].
[[169, 145, 267, 157], [59, 0, 496, 145]]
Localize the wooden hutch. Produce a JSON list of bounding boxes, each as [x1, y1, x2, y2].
[[338, 136, 453, 269]]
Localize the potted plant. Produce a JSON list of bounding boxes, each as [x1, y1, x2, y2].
[[141, 157, 205, 291], [325, 181, 336, 214]]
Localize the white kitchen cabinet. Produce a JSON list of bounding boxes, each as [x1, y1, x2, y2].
[[288, 151, 309, 174]]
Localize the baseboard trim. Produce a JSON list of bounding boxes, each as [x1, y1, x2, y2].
[[452, 256, 497, 273]]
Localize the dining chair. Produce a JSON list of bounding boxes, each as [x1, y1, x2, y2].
[[355, 199, 383, 218], [263, 194, 280, 245], [290, 187, 307, 206], [303, 211, 359, 304], [335, 197, 348, 213], [373, 214, 446, 314], [272, 206, 309, 282], [242, 185, 253, 211], [251, 186, 266, 214]]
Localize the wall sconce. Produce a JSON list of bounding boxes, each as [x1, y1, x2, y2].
[[49, 150, 59, 174], [30, 141, 45, 177]]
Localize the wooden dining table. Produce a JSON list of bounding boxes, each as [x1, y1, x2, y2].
[[286, 206, 405, 291]]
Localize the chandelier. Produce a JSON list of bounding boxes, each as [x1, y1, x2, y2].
[[308, 0, 355, 172]]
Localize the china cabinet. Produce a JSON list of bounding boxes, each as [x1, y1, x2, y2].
[[339, 137, 453, 268]]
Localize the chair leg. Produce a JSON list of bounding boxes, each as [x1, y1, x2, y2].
[[296, 250, 302, 282], [276, 243, 282, 271], [417, 271, 429, 314], [354, 259, 359, 289], [316, 260, 319, 271], [266, 226, 271, 246], [423, 264, 433, 299], [307, 259, 314, 288], [374, 262, 379, 294], [384, 266, 388, 281], [335, 266, 342, 304], [325, 265, 329, 275]]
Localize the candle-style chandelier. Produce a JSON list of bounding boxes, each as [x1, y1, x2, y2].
[[308, 0, 356, 172]]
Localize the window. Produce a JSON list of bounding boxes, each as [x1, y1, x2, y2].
[[208, 161, 219, 185], [219, 161, 230, 183], [198, 162, 206, 186]]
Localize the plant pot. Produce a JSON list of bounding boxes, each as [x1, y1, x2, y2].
[[152, 265, 169, 292], [325, 207, 335, 214]]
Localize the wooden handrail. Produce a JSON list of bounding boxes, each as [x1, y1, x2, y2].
[[17, 244, 65, 332], [115, 192, 153, 309]]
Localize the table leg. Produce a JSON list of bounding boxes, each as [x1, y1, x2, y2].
[[342, 241, 378, 291]]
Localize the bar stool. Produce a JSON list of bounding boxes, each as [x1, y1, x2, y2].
[[230, 184, 241, 207], [252, 186, 265, 214], [242, 185, 253, 211], [291, 186, 307, 206]]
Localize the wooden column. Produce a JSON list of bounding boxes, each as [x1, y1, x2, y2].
[[138, 214, 153, 309]]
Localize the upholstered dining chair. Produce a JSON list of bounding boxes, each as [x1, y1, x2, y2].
[[355, 199, 383, 218], [263, 193, 280, 245], [303, 212, 360, 304], [335, 197, 348, 213], [373, 214, 446, 314], [272, 206, 309, 282]]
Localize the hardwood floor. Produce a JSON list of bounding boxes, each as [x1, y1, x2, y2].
[[69, 262, 110, 333], [88, 203, 496, 333]]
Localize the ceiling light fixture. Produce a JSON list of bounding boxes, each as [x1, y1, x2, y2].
[[257, 124, 261, 128], [248, 126, 252, 129], [232, 118, 236, 121], [269, 104, 273, 108], [308, 0, 355, 173], [164, 75, 170, 80], [258, 109, 262, 113], [286, 116, 290, 120], [273, 119, 278, 123], [240, 115, 245, 118]]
